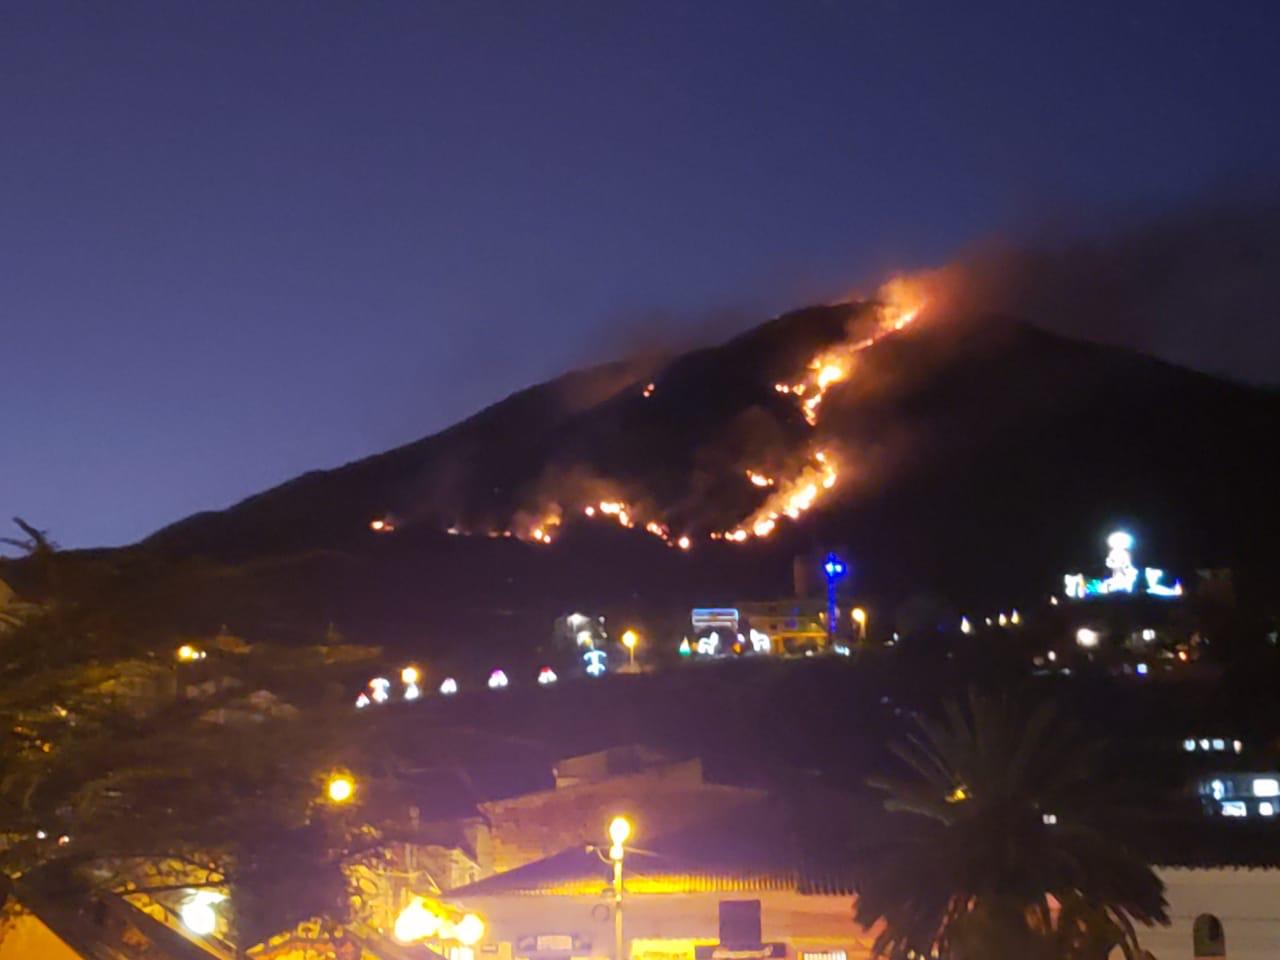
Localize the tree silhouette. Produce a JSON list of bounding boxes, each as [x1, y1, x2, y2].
[[854, 690, 1166, 960]]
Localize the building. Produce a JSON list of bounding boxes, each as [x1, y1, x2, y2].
[[445, 808, 869, 960], [734, 600, 831, 655], [478, 747, 763, 874]]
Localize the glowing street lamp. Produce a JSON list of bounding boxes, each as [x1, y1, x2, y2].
[[621, 630, 639, 668], [326, 773, 356, 804], [822, 553, 847, 652], [851, 607, 867, 644], [180, 890, 225, 937], [607, 816, 633, 960], [401, 665, 420, 685]]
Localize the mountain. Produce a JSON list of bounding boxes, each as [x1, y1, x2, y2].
[[15, 296, 1280, 662]]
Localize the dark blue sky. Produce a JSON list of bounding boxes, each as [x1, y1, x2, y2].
[[4, 1, 1279, 550]]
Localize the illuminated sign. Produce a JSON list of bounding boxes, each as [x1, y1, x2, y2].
[[1063, 531, 1183, 600], [692, 608, 739, 631], [583, 648, 608, 677]]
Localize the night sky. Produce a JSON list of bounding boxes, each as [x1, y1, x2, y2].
[[4, 1, 1279, 551]]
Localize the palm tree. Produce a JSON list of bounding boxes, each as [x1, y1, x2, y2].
[[854, 690, 1166, 960]]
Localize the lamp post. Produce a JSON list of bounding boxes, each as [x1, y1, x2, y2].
[[608, 816, 632, 960], [822, 553, 847, 652], [852, 607, 867, 645], [621, 630, 639, 669]]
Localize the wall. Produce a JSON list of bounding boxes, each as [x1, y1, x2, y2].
[[1138, 867, 1280, 960], [456, 891, 875, 960]]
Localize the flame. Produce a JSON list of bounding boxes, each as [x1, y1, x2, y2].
[[442, 275, 929, 551], [773, 277, 927, 427], [720, 449, 840, 541]]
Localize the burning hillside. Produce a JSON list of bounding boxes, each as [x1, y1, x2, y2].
[[417, 276, 930, 552]]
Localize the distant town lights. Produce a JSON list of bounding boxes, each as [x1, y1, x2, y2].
[[401, 665, 420, 685], [1076, 627, 1100, 649], [538, 666, 558, 686], [439, 677, 458, 696], [488, 670, 509, 690]]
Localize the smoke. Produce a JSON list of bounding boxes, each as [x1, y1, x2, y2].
[[925, 194, 1280, 385]]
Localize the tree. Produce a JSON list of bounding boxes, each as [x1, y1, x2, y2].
[[853, 690, 1167, 960], [0, 523, 395, 951]]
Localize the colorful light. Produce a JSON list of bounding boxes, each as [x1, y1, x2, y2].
[[538, 666, 558, 686], [401, 665, 420, 685], [487, 670, 509, 690], [369, 677, 391, 704], [583, 648, 607, 677]]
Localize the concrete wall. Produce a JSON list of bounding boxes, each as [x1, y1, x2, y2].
[[1137, 867, 1280, 960]]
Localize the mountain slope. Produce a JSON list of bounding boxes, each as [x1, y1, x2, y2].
[[37, 298, 1280, 656]]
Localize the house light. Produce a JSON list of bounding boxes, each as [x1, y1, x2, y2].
[[1252, 778, 1280, 798], [1222, 801, 1248, 817]]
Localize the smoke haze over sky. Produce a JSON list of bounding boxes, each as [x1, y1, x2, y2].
[[3, 1, 1279, 550]]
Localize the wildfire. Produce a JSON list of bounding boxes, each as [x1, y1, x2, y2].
[[721, 449, 840, 541], [773, 279, 926, 426], [439, 275, 929, 552]]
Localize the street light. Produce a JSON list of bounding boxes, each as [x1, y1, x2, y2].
[[621, 630, 639, 668], [180, 890, 224, 936], [608, 816, 632, 960], [851, 607, 867, 644], [822, 553, 847, 652], [326, 773, 356, 804]]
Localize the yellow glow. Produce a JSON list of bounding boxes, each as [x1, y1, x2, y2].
[[852, 608, 866, 625], [395, 898, 441, 943], [401, 665, 420, 685], [609, 815, 632, 847], [326, 773, 355, 804], [175, 644, 204, 662], [676, 535, 691, 551], [946, 785, 969, 804], [453, 913, 486, 946], [622, 630, 639, 650]]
